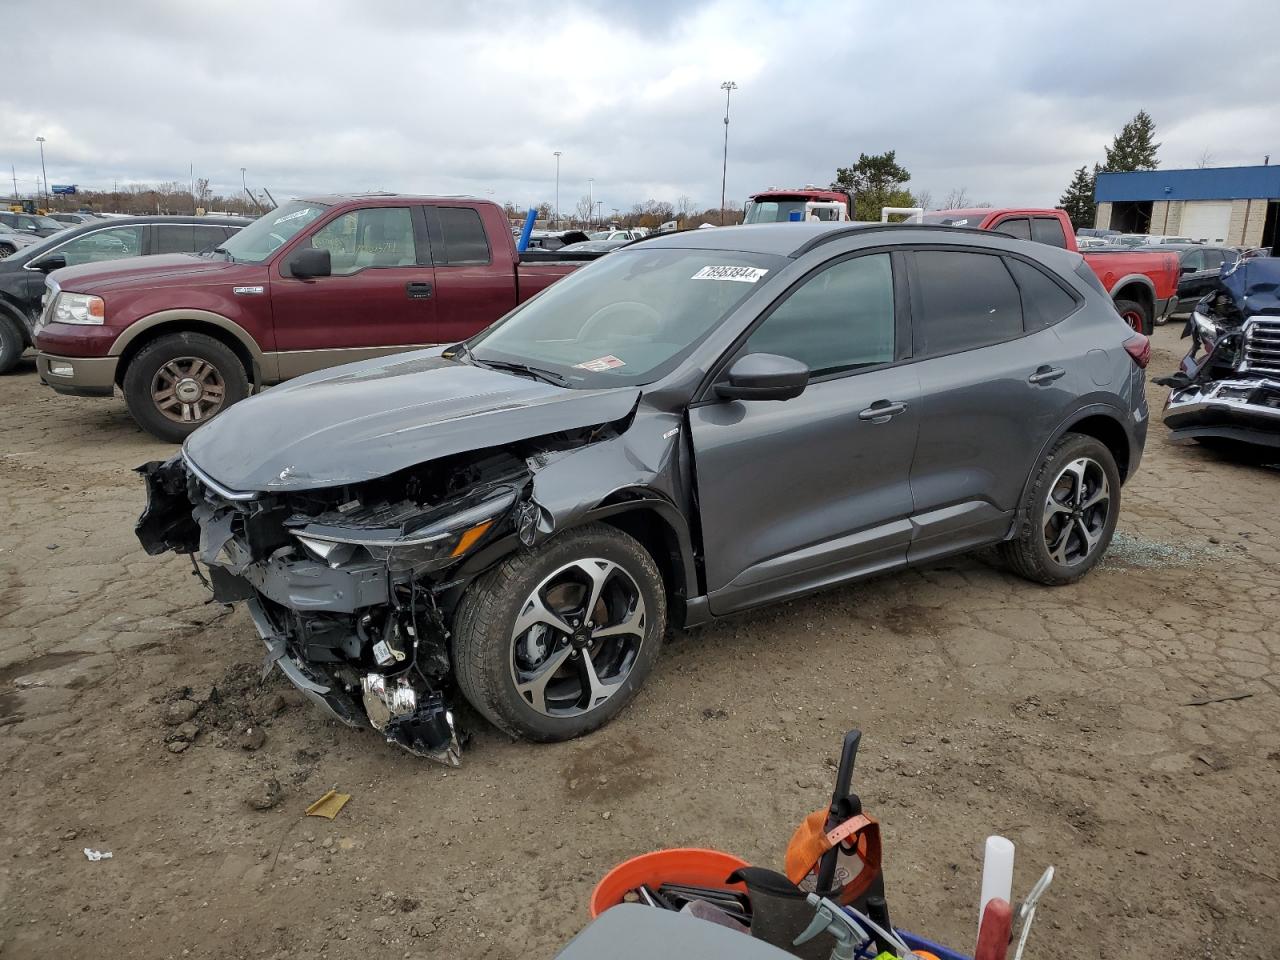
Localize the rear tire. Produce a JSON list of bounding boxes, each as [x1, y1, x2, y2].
[[1114, 298, 1152, 335], [122, 332, 249, 443], [453, 522, 666, 742], [0, 314, 26, 374], [1000, 433, 1121, 585]]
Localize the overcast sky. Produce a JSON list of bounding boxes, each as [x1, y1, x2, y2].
[[5, 0, 1278, 212]]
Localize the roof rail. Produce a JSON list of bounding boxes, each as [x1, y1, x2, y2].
[[790, 222, 988, 257]]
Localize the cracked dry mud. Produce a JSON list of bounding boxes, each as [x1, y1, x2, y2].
[[1, 324, 1278, 959]]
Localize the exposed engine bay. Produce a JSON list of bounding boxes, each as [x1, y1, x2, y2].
[[137, 424, 623, 765], [1156, 257, 1280, 448]]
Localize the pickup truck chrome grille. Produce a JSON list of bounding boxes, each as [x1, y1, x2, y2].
[[1243, 317, 1280, 376]]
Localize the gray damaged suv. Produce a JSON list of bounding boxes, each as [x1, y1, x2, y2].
[[137, 223, 1150, 763]]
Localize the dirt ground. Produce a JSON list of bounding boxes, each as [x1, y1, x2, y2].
[[1, 325, 1277, 960]]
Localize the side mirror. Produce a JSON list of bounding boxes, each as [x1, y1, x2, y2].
[[715, 353, 809, 402], [31, 253, 67, 273], [288, 247, 331, 279]]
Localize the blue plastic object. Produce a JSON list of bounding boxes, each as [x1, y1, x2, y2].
[[899, 928, 971, 960], [516, 207, 537, 253], [789, 210, 804, 221]]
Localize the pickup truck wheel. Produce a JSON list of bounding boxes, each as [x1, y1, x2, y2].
[[1000, 433, 1121, 586], [1114, 298, 1152, 335], [453, 522, 666, 742], [0, 314, 25, 374], [122, 332, 249, 443]]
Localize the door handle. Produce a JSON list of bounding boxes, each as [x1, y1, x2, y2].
[[857, 400, 907, 422], [405, 281, 433, 300], [1027, 365, 1065, 385]]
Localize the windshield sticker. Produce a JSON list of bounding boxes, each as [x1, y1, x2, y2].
[[691, 265, 769, 283], [574, 355, 626, 372], [272, 208, 315, 225], [949, 219, 970, 226]]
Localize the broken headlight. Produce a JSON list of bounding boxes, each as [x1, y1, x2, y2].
[[292, 487, 516, 572]]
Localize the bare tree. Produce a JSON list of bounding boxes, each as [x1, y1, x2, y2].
[[676, 194, 694, 220], [1196, 147, 1216, 169], [942, 187, 971, 209], [574, 194, 594, 226], [913, 188, 933, 211]]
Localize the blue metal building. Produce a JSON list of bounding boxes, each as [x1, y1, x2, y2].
[[1093, 165, 1280, 251]]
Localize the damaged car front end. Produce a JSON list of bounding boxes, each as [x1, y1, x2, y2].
[[136, 350, 655, 765], [1156, 257, 1280, 448]]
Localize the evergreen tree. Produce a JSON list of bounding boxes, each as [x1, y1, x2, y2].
[[1058, 166, 1097, 229], [1103, 110, 1160, 172], [832, 151, 913, 221]]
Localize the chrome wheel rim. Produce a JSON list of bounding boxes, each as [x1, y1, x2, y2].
[[509, 558, 646, 718], [151, 357, 226, 424], [1043, 457, 1110, 566]]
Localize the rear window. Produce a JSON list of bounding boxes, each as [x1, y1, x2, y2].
[[1073, 261, 1110, 297], [913, 250, 1023, 355], [436, 207, 491, 265], [991, 218, 1031, 241], [1031, 217, 1069, 249], [1006, 257, 1080, 330]]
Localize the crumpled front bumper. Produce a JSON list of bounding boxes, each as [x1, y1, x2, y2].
[[1164, 377, 1280, 448]]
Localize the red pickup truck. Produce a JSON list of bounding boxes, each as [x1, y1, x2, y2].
[[921, 208, 1179, 335], [33, 196, 584, 441]]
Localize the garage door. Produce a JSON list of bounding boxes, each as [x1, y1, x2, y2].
[[1179, 201, 1233, 243]]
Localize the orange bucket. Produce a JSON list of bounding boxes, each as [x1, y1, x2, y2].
[[589, 848, 750, 917]]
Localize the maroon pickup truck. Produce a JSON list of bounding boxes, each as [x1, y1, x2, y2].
[[34, 196, 584, 441]]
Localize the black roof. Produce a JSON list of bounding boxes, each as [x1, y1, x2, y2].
[[635, 221, 1027, 258]]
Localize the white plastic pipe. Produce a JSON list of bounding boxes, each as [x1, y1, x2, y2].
[[978, 835, 1015, 928]]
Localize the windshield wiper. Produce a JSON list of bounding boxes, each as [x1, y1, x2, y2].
[[475, 358, 570, 387]]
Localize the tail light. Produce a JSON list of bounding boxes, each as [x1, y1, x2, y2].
[[1124, 333, 1151, 369]]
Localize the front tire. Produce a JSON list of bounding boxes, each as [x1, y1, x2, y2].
[[122, 332, 249, 443], [0, 314, 25, 374], [1000, 433, 1121, 585], [453, 523, 666, 742]]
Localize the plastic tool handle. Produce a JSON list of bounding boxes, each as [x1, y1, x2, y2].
[[975, 897, 1013, 960], [817, 730, 863, 893], [978, 836, 1015, 926]]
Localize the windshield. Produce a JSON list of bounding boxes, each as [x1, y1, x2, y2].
[[588, 231, 612, 240], [469, 247, 785, 388], [215, 201, 328, 263], [744, 199, 810, 224]]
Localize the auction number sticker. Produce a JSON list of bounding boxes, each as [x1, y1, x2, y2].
[[575, 355, 626, 372], [691, 265, 769, 283]]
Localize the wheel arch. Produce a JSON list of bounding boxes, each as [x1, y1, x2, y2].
[[110, 311, 266, 387], [0, 298, 31, 348], [1015, 404, 1135, 531], [1108, 275, 1155, 316]]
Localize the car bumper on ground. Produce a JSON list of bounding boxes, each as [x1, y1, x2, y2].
[[36, 352, 118, 397], [1164, 376, 1280, 448], [1156, 295, 1179, 323]]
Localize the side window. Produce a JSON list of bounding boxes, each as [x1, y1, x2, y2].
[[1181, 249, 1204, 272], [1201, 249, 1225, 271], [744, 253, 895, 378], [153, 225, 196, 255], [1005, 257, 1080, 331], [913, 250, 1023, 355], [991, 218, 1031, 241], [309, 207, 416, 275], [58, 226, 145, 267], [436, 207, 491, 265], [1031, 217, 1069, 249], [192, 225, 231, 252]]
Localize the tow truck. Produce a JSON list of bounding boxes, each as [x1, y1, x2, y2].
[[742, 186, 855, 223]]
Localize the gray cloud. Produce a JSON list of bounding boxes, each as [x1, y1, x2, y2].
[[4, 0, 1277, 212]]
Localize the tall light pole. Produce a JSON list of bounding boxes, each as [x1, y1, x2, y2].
[[240, 167, 248, 208], [719, 81, 738, 225], [35, 136, 48, 209], [587, 177, 593, 227], [553, 151, 562, 229]]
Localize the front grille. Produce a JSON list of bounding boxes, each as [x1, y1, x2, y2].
[[1244, 317, 1280, 376]]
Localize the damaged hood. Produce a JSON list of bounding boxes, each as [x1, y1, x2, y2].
[[183, 350, 640, 493], [1218, 257, 1280, 316]]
